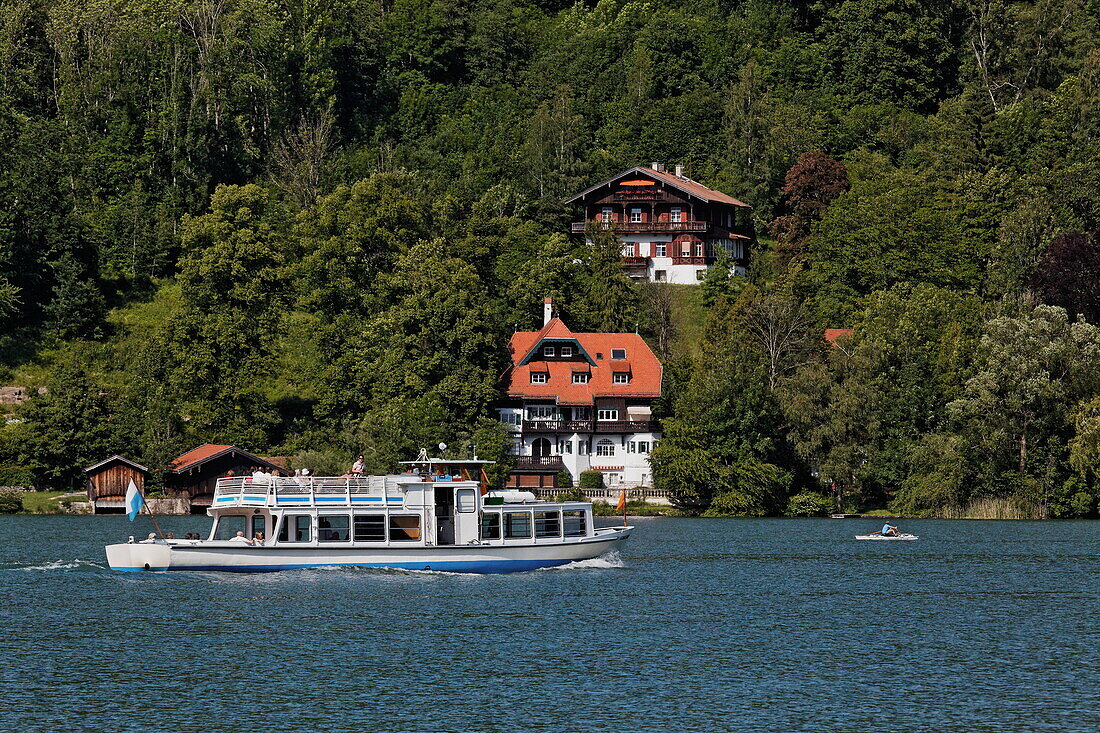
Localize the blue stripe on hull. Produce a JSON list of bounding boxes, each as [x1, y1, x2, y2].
[[111, 558, 577, 574]]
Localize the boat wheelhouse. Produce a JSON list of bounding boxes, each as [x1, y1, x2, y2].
[[105, 456, 631, 573]]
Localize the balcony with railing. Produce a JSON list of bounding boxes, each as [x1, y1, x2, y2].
[[522, 419, 659, 434], [571, 221, 710, 234], [671, 255, 711, 265], [512, 455, 566, 472]]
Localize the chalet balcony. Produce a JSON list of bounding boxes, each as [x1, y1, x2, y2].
[[671, 255, 711, 266], [512, 456, 566, 472], [522, 419, 659, 434], [622, 256, 649, 268], [571, 221, 710, 234]]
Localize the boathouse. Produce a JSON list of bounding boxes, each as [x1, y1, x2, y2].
[[166, 444, 285, 512], [84, 455, 148, 514]]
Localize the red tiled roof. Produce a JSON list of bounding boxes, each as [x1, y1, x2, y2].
[[171, 444, 232, 471], [505, 319, 662, 404], [170, 444, 281, 473], [824, 328, 854, 344]]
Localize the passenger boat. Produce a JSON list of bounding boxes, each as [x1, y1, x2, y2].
[[105, 455, 632, 573]]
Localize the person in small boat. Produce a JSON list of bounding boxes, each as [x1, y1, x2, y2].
[[229, 531, 253, 544], [877, 523, 899, 537]]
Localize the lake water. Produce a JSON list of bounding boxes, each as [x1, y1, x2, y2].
[[1, 515, 1096, 732]]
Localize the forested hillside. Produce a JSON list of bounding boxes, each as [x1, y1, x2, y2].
[[1, 0, 1099, 516]]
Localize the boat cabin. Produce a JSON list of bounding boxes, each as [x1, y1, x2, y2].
[[207, 469, 593, 548]]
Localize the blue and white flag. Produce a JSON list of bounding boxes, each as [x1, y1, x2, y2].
[[125, 479, 144, 521]]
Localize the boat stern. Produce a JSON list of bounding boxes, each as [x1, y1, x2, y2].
[[105, 542, 172, 571]]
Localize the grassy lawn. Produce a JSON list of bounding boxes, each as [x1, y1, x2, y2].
[[18, 491, 84, 514]]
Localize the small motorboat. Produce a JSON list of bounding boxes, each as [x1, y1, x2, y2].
[[855, 533, 918, 541]]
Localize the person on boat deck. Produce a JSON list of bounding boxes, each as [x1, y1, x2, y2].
[[251, 467, 270, 484], [352, 455, 365, 475], [253, 531, 264, 545], [229, 531, 253, 544], [880, 523, 899, 536]]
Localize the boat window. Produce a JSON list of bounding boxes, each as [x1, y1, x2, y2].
[[318, 515, 350, 542], [480, 512, 501, 540], [214, 515, 246, 540], [456, 489, 476, 513], [504, 512, 532, 539], [250, 515, 266, 539], [563, 510, 587, 537], [280, 515, 311, 542], [389, 515, 421, 541], [354, 515, 386, 542], [534, 511, 561, 538]]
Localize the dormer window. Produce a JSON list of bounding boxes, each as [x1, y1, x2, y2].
[[572, 373, 590, 384], [613, 373, 630, 385], [561, 346, 573, 357], [544, 346, 555, 358], [611, 348, 626, 359], [531, 372, 548, 384]]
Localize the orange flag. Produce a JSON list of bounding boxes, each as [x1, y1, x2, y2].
[[615, 490, 626, 512]]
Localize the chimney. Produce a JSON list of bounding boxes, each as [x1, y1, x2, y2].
[[651, 162, 664, 172], [543, 297, 553, 326], [674, 164, 684, 177]]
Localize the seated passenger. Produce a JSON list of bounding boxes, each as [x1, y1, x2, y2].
[[252, 468, 269, 484], [229, 531, 253, 544], [253, 531, 264, 544], [352, 455, 365, 475]]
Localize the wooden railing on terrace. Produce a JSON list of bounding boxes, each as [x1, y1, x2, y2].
[[571, 221, 709, 233]]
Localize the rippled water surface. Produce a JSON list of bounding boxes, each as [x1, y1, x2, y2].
[[1, 515, 1097, 732]]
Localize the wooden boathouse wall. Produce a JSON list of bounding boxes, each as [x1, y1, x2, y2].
[[84, 456, 148, 514]]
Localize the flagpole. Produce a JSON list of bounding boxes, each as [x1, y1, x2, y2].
[[143, 496, 166, 538]]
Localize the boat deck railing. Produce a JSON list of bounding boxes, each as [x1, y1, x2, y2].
[[213, 475, 415, 507]]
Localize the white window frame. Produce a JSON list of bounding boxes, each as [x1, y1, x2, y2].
[[613, 373, 630, 385], [623, 242, 635, 257], [530, 372, 548, 384], [630, 207, 642, 223], [561, 346, 573, 357], [638, 441, 650, 454], [595, 440, 615, 457], [601, 206, 613, 223], [611, 348, 626, 360], [528, 405, 556, 420], [572, 372, 590, 384], [544, 346, 555, 357], [671, 207, 682, 223], [655, 243, 666, 257], [597, 409, 619, 421]]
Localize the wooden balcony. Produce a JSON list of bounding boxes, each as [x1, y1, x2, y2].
[[512, 456, 566, 472], [622, 256, 649, 267], [671, 256, 710, 265], [571, 221, 710, 234], [523, 420, 658, 434]]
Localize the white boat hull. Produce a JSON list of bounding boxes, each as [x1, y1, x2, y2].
[[106, 528, 632, 574], [855, 534, 918, 541]]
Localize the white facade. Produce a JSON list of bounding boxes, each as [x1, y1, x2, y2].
[[499, 407, 660, 488]]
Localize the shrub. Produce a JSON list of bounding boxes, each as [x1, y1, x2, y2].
[[786, 491, 836, 517], [554, 488, 588, 502], [579, 470, 604, 489], [0, 466, 35, 487], [0, 491, 23, 514], [554, 470, 573, 488]]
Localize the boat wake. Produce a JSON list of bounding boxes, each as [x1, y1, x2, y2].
[[539, 551, 624, 571], [4, 558, 106, 572]]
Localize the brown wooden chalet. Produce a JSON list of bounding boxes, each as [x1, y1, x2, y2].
[[84, 455, 148, 514], [566, 163, 753, 284], [166, 444, 284, 512]]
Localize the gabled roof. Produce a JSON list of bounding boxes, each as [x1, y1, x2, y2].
[[505, 320, 662, 405], [84, 455, 148, 474], [170, 444, 280, 474], [566, 166, 751, 208]]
